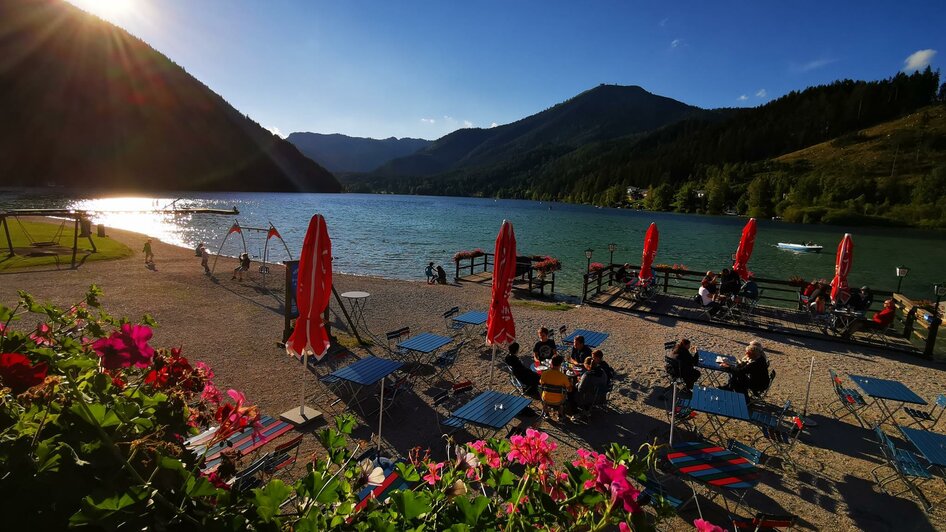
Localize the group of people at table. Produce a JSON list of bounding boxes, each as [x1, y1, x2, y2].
[[801, 281, 897, 338], [697, 268, 759, 317], [666, 338, 771, 399], [504, 327, 615, 419]]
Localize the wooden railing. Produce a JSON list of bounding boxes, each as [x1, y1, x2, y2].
[[454, 252, 557, 296]]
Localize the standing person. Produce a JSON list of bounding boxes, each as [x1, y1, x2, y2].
[[200, 244, 211, 274], [232, 253, 251, 281], [143, 238, 154, 264], [532, 327, 557, 363], [425, 262, 435, 284], [436, 265, 448, 285]]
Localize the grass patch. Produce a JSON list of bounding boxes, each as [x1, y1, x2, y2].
[[335, 332, 372, 348], [0, 219, 133, 271], [512, 301, 574, 312]]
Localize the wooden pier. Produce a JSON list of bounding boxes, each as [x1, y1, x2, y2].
[[582, 264, 937, 357], [454, 251, 557, 297]]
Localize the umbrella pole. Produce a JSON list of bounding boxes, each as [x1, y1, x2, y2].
[[378, 378, 385, 453], [489, 344, 497, 388], [801, 356, 818, 427], [669, 381, 677, 447], [301, 353, 307, 416]]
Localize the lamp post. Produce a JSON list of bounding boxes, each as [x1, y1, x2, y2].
[[935, 283, 946, 319], [895, 265, 910, 294], [608, 243, 617, 266], [585, 248, 594, 272]]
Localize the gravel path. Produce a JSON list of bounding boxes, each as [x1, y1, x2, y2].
[[2, 224, 945, 530]]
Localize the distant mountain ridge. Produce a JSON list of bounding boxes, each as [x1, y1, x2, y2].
[[370, 84, 705, 178], [287, 133, 430, 173], [0, 0, 340, 192]]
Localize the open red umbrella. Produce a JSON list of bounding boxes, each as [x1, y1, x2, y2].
[[830, 233, 854, 304], [486, 220, 516, 386], [284, 214, 332, 423], [732, 218, 757, 281], [638, 222, 659, 284]]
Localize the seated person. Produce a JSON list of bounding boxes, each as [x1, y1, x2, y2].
[[701, 271, 718, 294], [847, 286, 873, 312], [740, 274, 759, 301], [842, 299, 896, 338], [532, 327, 557, 363], [504, 343, 540, 398], [592, 349, 615, 381], [575, 357, 609, 409], [665, 338, 700, 390], [720, 341, 770, 400], [436, 265, 448, 285], [719, 268, 741, 296], [698, 284, 721, 316], [614, 263, 630, 284], [539, 355, 573, 406], [569, 335, 592, 366]]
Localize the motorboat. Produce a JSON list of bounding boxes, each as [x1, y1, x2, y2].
[[777, 242, 823, 253]]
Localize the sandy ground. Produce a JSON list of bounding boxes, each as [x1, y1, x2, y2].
[[2, 225, 946, 531]]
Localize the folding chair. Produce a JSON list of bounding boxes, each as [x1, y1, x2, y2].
[[230, 454, 269, 492], [752, 413, 805, 470], [659, 341, 683, 401], [904, 394, 946, 430], [739, 290, 763, 323], [729, 512, 798, 531], [748, 370, 776, 407], [667, 397, 698, 433], [539, 385, 568, 421], [827, 369, 868, 427], [442, 307, 462, 334], [728, 439, 763, 465], [862, 320, 897, 347], [555, 325, 571, 355], [432, 386, 473, 435], [384, 327, 411, 358], [432, 342, 464, 384], [871, 426, 934, 512], [262, 433, 303, 477]]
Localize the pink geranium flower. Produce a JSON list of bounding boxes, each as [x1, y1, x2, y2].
[[30, 323, 54, 346], [507, 428, 557, 468], [468, 440, 502, 468], [585, 458, 641, 514], [92, 324, 155, 370], [422, 462, 444, 485], [201, 382, 223, 404], [694, 518, 727, 532]]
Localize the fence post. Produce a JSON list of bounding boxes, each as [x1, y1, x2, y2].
[[608, 265, 613, 286], [903, 307, 917, 339], [597, 272, 603, 294], [551, 273, 555, 295], [454, 260, 460, 282], [925, 317, 941, 359], [581, 274, 589, 304], [663, 271, 670, 293]]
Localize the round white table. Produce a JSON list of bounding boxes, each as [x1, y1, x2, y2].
[[340, 291, 371, 335]]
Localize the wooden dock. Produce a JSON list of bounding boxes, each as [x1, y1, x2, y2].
[[585, 285, 918, 353], [458, 270, 555, 296]]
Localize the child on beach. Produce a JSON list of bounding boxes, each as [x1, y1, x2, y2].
[[143, 239, 154, 264], [436, 265, 447, 285], [200, 244, 210, 274], [425, 262, 435, 284], [232, 253, 251, 281]]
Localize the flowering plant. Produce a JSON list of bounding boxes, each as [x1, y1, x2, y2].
[[453, 248, 485, 262], [533, 256, 562, 273], [589, 262, 606, 273], [787, 275, 807, 287]]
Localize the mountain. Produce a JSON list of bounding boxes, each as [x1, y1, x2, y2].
[[0, 0, 340, 192], [286, 133, 430, 173], [370, 84, 705, 178]]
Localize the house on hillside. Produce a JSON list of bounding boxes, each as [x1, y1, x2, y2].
[[626, 186, 646, 201]]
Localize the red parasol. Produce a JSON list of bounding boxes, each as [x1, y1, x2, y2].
[[830, 233, 853, 304], [731, 218, 757, 281], [284, 214, 332, 421], [486, 220, 516, 385], [638, 222, 659, 284]]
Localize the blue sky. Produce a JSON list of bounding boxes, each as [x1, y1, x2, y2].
[[69, 0, 944, 141]]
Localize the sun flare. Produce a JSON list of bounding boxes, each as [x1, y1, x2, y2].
[[67, 0, 137, 22]]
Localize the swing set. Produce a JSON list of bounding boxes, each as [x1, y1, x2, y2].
[[1, 210, 98, 269], [210, 221, 293, 283]]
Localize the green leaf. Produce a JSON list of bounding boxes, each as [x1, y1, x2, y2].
[[253, 479, 293, 522], [141, 314, 157, 327], [187, 475, 222, 498], [335, 413, 356, 434], [35, 438, 63, 473], [391, 491, 431, 521], [0, 304, 15, 324], [86, 285, 103, 308], [70, 402, 120, 428], [497, 468, 516, 487], [455, 495, 489, 526], [58, 356, 98, 371], [395, 462, 421, 482]]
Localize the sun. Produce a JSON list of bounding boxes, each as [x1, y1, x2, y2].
[[67, 0, 137, 22]]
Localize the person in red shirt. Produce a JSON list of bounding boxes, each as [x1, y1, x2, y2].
[[842, 299, 896, 338]]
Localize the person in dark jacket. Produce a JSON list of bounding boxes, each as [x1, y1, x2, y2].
[[666, 339, 700, 390], [592, 349, 616, 381], [436, 265, 448, 284], [720, 341, 770, 400], [575, 357, 609, 409], [719, 268, 741, 296], [504, 343, 539, 398]]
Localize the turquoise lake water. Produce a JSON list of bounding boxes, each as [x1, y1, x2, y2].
[[2, 191, 944, 298]]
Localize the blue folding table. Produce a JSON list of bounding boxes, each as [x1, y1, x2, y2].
[[562, 329, 610, 348], [397, 332, 453, 366], [900, 426, 946, 469], [452, 310, 487, 341], [324, 356, 404, 416], [450, 390, 532, 439], [697, 350, 736, 386], [849, 374, 927, 426], [689, 386, 750, 442]]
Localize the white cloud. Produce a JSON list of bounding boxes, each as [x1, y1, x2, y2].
[[903, 49, 937, 72], [490, 122, 498, 128], [463, 120, 474, 128], [737, 94, 748, 102], [659, 17, 669, 27], [671, 38, 683, 48], [420, 118, 436, 124], [794, 57, 837, 72], [266, 126, 285, 138], [755, 89, 767, 98]]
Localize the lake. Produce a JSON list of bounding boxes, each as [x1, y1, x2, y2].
[[1, 191, 944, 299]]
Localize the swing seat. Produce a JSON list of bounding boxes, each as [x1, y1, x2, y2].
[[31, 241, 58, 247]]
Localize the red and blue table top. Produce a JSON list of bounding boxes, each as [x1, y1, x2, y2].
[[666, 440, 761, 490]]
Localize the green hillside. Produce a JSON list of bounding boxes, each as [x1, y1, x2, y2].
[[0, 0, 340, 192]]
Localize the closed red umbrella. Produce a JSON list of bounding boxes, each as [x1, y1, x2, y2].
[[830, 233, 854, 304], [638, 222, 659, 284], [732, 218, 757, 281], [486, 220, 516, 385], [284, 214, 332, 422]]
